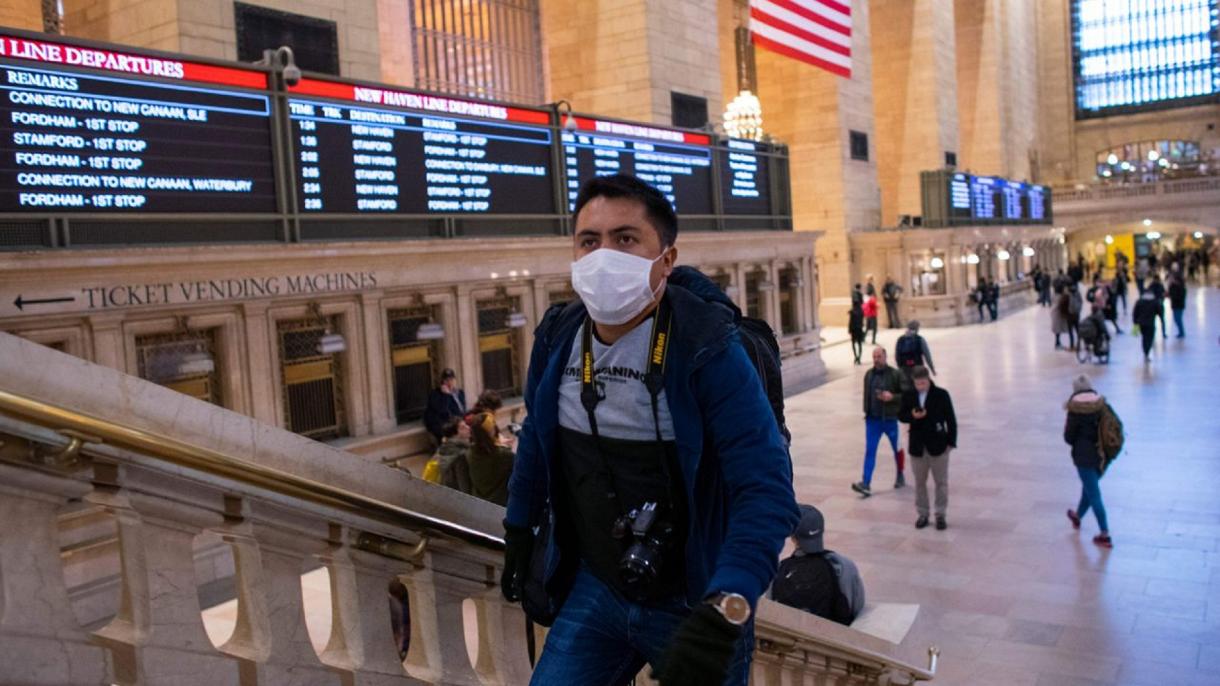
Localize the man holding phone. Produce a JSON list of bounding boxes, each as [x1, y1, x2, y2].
[[899, 367, 957, 530]]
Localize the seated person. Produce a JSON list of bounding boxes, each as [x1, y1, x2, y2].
[[770, 504, 865, 626], [435, 417, 473, 494], [467, 390, 515, 506]]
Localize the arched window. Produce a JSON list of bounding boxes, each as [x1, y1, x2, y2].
[[1094, 139, 1211, 182]]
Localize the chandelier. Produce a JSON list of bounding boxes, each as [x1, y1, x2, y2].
[[724, 90, 764, 141]]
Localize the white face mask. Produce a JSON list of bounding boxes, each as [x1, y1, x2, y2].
[[570, 248, 668, 326]]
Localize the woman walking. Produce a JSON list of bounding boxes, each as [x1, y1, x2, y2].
[[848, 302, 866, 365], [1064, 375, 1113, 548]]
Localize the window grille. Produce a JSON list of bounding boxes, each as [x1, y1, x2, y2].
[[1072, 0, 1219, 118], [135, 329, 222, 406], [388, 306, 442, 424], [745, 271, 764, 320], [849, 130, 869, 161], [1095, 139, 1211, 181], [779, 267, 800, 335], [278, 317, 348, 440], [410, 0, 546, 104], [477, 296, 522, 397]]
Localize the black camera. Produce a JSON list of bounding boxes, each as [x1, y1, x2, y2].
[[611, 502, 675, 594]]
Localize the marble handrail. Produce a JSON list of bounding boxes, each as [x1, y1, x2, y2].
[[0, 331, 936, 684]]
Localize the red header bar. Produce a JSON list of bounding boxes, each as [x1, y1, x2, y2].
[[289, 77, 551, 125], [0, 34, 267, 90], [573, 116, 711, 146]]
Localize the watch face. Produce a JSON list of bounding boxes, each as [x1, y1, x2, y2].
[[720, 594, 751, 625]]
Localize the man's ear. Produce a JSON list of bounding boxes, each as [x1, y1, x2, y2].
[[662, 245, 678, 277]]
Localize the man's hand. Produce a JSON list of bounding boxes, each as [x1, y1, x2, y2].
[[653, 604, 742, 686], [879, 391, 894, 402], [912, 408, 927, 419], [500, 523, 533, 603]]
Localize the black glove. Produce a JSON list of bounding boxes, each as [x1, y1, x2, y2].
[[500, 522, 533, 603], [652, 604, 743, 686]]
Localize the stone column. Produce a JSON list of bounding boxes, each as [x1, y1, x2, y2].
[[455, 286, 480, 398], [89, 479, 240, 686], [88, 313, 125, 372], [870, 0, 960, 227], [215, 501, 339, 686], [0, 463, 108, 686], [242, 301, 280, 427], [401, 550, 491, 685], [360, 291, 397, 435]]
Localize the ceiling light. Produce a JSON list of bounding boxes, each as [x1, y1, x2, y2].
[[966, 253, 981, 265], [1146, 232, 1162, 240], [1193, 231, 1204, 239], [997, 249, 1011, 260], [1104, 235, 1114, 244], [176, 350, 215, 377], [1142, 219, 1152, 227], [930, 257, 945, 269], [317, 333, 347, 355], [724, 90, 764, 141], [416, 323, 445, 340], [1022, 247, 1036, 257], [506, 312, 528, 328]]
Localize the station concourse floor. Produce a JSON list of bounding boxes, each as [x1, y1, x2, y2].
[[788, 285, 1220, 685]]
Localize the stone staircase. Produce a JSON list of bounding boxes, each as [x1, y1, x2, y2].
[[0, 331, 936, 685]]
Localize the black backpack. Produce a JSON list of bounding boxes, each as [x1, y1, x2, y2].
[[896, 333, 922, 368], [667, 266, 789, 445], [771, 553, 853, 625]]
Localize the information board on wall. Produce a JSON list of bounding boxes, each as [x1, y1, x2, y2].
[[562, 117, 714, 215], [921, 169, 1052, 227], [719, 139, 773, 215], [0, 34, 276, 213], [286, 78, 555, 215]]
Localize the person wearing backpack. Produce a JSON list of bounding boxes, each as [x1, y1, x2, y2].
[[1132, 290, 1160, 361], [770, 505, 865, 626], [1064, 375, 1115, 548], [894, 321, 936, 377], [848, 301, 866, 365], [500, 174, 798, 686]]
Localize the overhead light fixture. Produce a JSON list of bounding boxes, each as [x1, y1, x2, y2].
[[1022, 246, 1036, 257], [966, 253, 981, 265], [1142, 218, 1152, 226], [1194, 231, 1204, 239], [1058, 236, 1066, 244], [1104, 235, 1114, 245], [506, 312, 528, 328], [724, 90, 764, 141], [1146, 231, 1162, 240], [416, 322, 445, 340], [997, 249, 1012, 261], [176, 350, 215, 377], [930, 257, 945, 269], [317, 332, 347, 354], [1107, 153, 1119, 165]]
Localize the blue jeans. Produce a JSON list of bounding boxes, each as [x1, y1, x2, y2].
[[530, 567, 754, 686], [1173, 307, 1185, 336], [1075, 466, 1109, 533], [863, 417, 900, 486]]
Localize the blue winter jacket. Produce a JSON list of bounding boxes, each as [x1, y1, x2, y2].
[[504, 267, 799, 608]]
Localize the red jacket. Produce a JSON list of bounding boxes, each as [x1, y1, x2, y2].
[[862, 296, 878, 318]]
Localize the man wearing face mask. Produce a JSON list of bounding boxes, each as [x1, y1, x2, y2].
[[501, 174, 799, 686]]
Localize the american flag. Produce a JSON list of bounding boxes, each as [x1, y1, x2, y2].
[[749, 0, 853, 78]]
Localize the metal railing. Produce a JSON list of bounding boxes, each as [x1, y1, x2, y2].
[[0, 331, 936, 685]]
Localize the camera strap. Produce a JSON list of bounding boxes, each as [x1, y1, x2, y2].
[[580, 297, 672, 445]]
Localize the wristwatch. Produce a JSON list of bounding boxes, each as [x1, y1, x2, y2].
[[706, 592, 752, 626]]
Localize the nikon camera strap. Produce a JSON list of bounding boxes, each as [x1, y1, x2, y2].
[[580, 298, 672, 444]]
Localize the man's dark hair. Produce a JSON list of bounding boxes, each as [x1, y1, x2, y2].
[[441, 416, 462, 439], [475, 390, 502, 413], [911, 366, 931, 381], [573, 174, 678, 247]]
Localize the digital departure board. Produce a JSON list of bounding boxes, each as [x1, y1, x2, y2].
[[719, 139, 773, 215], [563, 117, 714, 215], [287, 79, 554, 215], [0, 36, 275, 213], [920, 169, 1053, 227]]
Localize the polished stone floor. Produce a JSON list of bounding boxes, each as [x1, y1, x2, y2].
[[789, 285, 1220, 685]]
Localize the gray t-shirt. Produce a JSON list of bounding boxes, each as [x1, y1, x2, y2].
[[559, 320, 676, 441]]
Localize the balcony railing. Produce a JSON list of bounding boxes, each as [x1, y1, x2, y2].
[[1052, 176, 1220, 204], [0, 331, 935, 685]]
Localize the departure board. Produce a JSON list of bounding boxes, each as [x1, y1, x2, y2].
[[563, 117, 714, 215], [287, 78, 554, 214], [921, 169, 1053, 227], [719, 139, 773, 215], [0, 57, 275, 213]]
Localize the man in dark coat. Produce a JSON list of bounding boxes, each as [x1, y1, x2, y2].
[[898, 367, 957, 530], [1132, 291, 1159, 361], [1168, 274, 1187, 338], [423, 368, 467, 444]]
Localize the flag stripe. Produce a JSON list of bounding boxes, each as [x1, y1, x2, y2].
[[751, 19, 852, 70], [814, 0, 852, 19], [751, 6, 850, 57], [754, 0, 851, 43], [752, 33, 852, 78], [772, 0, 851, 33]]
